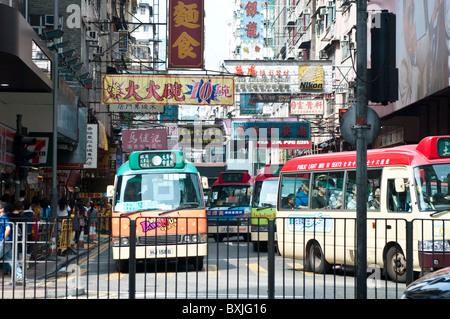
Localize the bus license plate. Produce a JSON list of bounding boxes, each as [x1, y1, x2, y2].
[[220, 226, 236, 233], [148, 249, 173, 256]]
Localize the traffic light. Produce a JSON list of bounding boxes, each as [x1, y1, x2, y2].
[[368, 11, 398, 105], [13, 133, 37, 167]]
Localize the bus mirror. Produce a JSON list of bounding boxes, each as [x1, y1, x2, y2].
[[394, 178, 405, 193], [106, 185, 114, 197]]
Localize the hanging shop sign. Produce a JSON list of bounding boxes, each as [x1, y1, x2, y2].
[[290, 98, 324, 116], [102, 74, 234, 106], [168, 0, 204, 69], [231, 121, 311, 149], [224, 60, 332, 95], [178, 125, 223, 148], [122, 127, 168, 152]]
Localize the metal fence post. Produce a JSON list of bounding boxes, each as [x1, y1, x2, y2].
[[406, 221, 414, 285], [267, 219, 275, 299], [129, 219, 136, 299]]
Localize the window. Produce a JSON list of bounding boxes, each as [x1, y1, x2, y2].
[[312, 172, 344, 209], [279, 173, 311, 209], [387, 178, 411, 213]]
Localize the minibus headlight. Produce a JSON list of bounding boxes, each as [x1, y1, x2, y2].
[[113, 237, 130, 246], [419, 240, 450, 252]]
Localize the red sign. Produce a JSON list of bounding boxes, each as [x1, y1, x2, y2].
[[168, 0, 204, 69], [122, 128, 167, 152]]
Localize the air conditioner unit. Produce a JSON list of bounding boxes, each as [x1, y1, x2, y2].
[[319, 49, 328, 59], [45, 15, 54, 26], [86, 31, 98, 42], [92, 46, 103, 55], [341, 35, 350, 42]]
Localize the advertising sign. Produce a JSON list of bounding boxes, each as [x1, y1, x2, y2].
[[232, 121, 311, 149], [122, 127, 168, 152], [290, 98, 324, 115], [102, 74, 234, 106], [178, 125, 223, 148], [168, 0, 204, 69], [224, 60, 332, 94]]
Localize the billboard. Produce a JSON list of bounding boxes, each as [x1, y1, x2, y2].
[[168, 0, 204, 69], [370, 0, 449, 117], [231, 121, 311, 149], [224, 60, 333, 94], [102, 74, 234, 106]]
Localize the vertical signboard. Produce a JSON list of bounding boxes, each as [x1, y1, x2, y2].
[[84, 124, 98, 169], [240, 1, 264, 59], [168, 0, 204, 69]]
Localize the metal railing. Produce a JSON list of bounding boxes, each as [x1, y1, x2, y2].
[[0, 216, 448, 299]]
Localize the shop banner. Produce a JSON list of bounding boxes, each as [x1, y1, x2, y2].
[[290, 98, 324, 115], [122, 128, 167, 152], [168, 0, 204, 69], [232, 121, 311, 149], [102, 74, 234, 106]]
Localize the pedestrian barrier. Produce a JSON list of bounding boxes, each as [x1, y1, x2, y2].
[[0, 216, 448, 300]]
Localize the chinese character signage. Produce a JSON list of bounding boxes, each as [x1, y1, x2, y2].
[[290, 98, 324, 116], [178, 125, 223, 148], [232, 121, 311, 149], [168, 0, 204, 69], [84, 124, 98, 169], [224, 60, 332, 94], [118, 30, 128, 53], [109, 104, 165, 113], [122, 128, 168, 152], [240, 93, 263, 115], [102, 74, 234, 106], [240, 1, 264, 59]]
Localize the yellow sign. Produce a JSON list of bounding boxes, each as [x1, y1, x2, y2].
[[102, 74, 234, 106], [298, 65, 324, 90]]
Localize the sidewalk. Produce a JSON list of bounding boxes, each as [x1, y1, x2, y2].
[[0, 233, 109, 298]]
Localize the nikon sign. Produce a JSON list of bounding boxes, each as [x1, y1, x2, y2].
[[298, 65, 324, 90]]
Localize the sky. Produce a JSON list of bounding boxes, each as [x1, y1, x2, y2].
[[204, 0, 234, 71]]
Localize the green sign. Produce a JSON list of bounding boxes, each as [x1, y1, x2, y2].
[[437, 138, 450, 157], [129, 150, 184, 170]]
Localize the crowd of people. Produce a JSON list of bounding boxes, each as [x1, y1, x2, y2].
[[0, 192, 111, 284]]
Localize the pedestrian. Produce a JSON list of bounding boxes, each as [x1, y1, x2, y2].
[[21, 199, 34, 257], [86, 200, 99, 243], [7, 201, 24, 249], [57, 196, 70, 218], [72, 203, 86, 249], [40, 198, 50, 219], [0, 202, 23, 284]]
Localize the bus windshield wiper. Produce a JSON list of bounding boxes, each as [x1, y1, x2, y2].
[[158, 204, 201, 215], [430, 209, 450, 217]]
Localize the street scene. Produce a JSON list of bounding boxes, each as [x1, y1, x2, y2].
[[0, 0, 450, 302]]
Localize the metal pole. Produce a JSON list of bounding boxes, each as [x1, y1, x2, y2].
[[51, 0, 59, 219], [356, 0, 368, 299], [129, 220, 136, 299], [267, 219, 275, 299]]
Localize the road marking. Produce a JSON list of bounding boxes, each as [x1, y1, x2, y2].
[[246, 263, 268, 276]]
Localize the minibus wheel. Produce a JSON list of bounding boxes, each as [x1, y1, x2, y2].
[[308, 242, 331, 274], [385, 246, 407, 283]]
